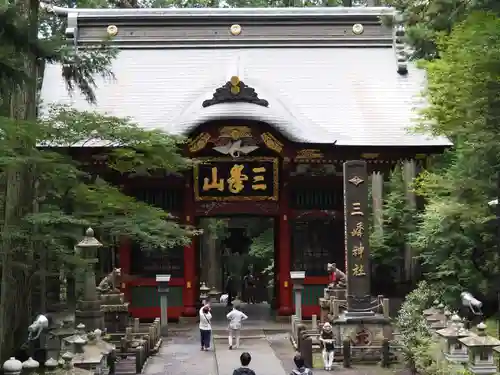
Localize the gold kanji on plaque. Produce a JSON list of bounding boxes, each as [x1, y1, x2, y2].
[[351, 202, 364, 216], [227, 164, 248, 193], [352, 264, 366, 276], [350, 222, 364, 237], [251, 167, 267, 190], [353, 245, 364, 257], [203, 167, 224, 192]]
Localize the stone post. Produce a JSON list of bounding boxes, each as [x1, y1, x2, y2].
[[156, 274, 171, 337], [43, 359, 58, 375], [290, 271, 305, 321], [22, 358, 39, 375], [133, 318, 140, 333], [3, 358, 22, 375]]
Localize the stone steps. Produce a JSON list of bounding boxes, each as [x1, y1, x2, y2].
[[209, 302, 272, 322]]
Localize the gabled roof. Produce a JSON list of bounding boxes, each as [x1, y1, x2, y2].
[[40, 6, 451, 147]]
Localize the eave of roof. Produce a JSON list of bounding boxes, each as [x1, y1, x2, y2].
[[46, 5, 395, 21]]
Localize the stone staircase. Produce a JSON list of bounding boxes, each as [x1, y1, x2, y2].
[[209, 302, 273, 323], [208, 302, 288, 339]]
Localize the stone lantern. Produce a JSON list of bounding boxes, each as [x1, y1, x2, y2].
[[459, 322, 500, 375], [199, 282, 210, 303], [75, 228, 104, 331], [47, 318, 77, 360], [436, 314, 470, 363], [423, 300, 440, 317], [444, 309, 452, 326], [62, 324, 114, 375], [426, 308, 444, 327]]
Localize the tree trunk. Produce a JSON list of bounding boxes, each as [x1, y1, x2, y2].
[[0, 0, 39, 361]]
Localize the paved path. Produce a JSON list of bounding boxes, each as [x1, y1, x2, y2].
[[214, 335, 287, 375], [143, 330, 217, 375], [142, 329, 401, 375]]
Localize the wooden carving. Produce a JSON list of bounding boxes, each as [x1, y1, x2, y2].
[[261, 132, 283, 154], [202, 76, 269, 108]]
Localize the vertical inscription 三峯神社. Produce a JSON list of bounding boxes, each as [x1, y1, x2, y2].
[[343, 161, 372, 312]]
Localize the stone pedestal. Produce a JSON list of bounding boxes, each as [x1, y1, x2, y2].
[[333, 313, 392, 362], [319, 298, 330, 323], [100, 292, 130, 333], [75, 299, 104, 332]]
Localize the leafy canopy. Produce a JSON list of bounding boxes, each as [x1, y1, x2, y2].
[[409, 12, 500, 301], [0, 105, 196, 252]]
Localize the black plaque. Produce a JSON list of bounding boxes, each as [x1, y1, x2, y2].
[[130, 243, 184, 278], [343, 161, 372, 313], [193, 157, 279, 201]]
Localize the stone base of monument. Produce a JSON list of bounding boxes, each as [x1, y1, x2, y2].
[[75, 299, 104, 331], [100, 292, 130, 333], [332, 311, 393, 363]]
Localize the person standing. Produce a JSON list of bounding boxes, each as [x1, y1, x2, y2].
[[319, 322, 335, 370], [199, 304, 212, 351], [226, 304, 248, 349], [226, 275, 235, 307]]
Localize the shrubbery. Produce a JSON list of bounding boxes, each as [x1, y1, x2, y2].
[[396, 281, 451, 375]]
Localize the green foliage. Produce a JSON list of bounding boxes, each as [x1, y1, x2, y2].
[[370, 165, 415, 279], [396, 281, 439, 371], [384, 0, 500, 61], [249, 227, 274, 284], [18, 105, 195, 248], [0, 106, 196, 360], [409, 12, 500, 301]]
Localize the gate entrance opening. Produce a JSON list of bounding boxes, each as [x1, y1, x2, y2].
[[197, 217, 276, 319]]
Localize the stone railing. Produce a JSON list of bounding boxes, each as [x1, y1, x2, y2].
[[291, 328, 394, 369], [422, 302, 500, 375], [118, 318, 162, 355]]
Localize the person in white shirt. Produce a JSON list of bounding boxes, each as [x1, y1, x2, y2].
[[199, 304, 212, 351], [226, 304, 248, 349]]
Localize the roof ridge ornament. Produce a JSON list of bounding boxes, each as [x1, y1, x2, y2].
[[202, 76, 269, 108], [393, 15, 408, 75]]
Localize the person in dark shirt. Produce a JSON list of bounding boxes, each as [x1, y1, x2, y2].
[[290, 354, 313, 375], [232, 352, 256, 375], [319, 322, 335, 371]]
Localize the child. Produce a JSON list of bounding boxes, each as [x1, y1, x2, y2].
[[232, 352, 256, 375], [226, 304, 248, 349], [319, 322, 335, 371], [291, 354, 313, 375]]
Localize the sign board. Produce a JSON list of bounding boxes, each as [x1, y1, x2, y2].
[[343, 160, 372, 312], [194, 157, 279, 201]]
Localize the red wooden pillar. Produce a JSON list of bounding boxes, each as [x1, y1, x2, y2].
[[119, 237, 132, 302], [183, 178, 197, 317], [278, 167, 292, 315]]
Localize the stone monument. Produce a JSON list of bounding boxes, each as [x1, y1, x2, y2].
[[98, 268, 130, 333], [331, 161, 392, 360], [74, 228, 104, 331]]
